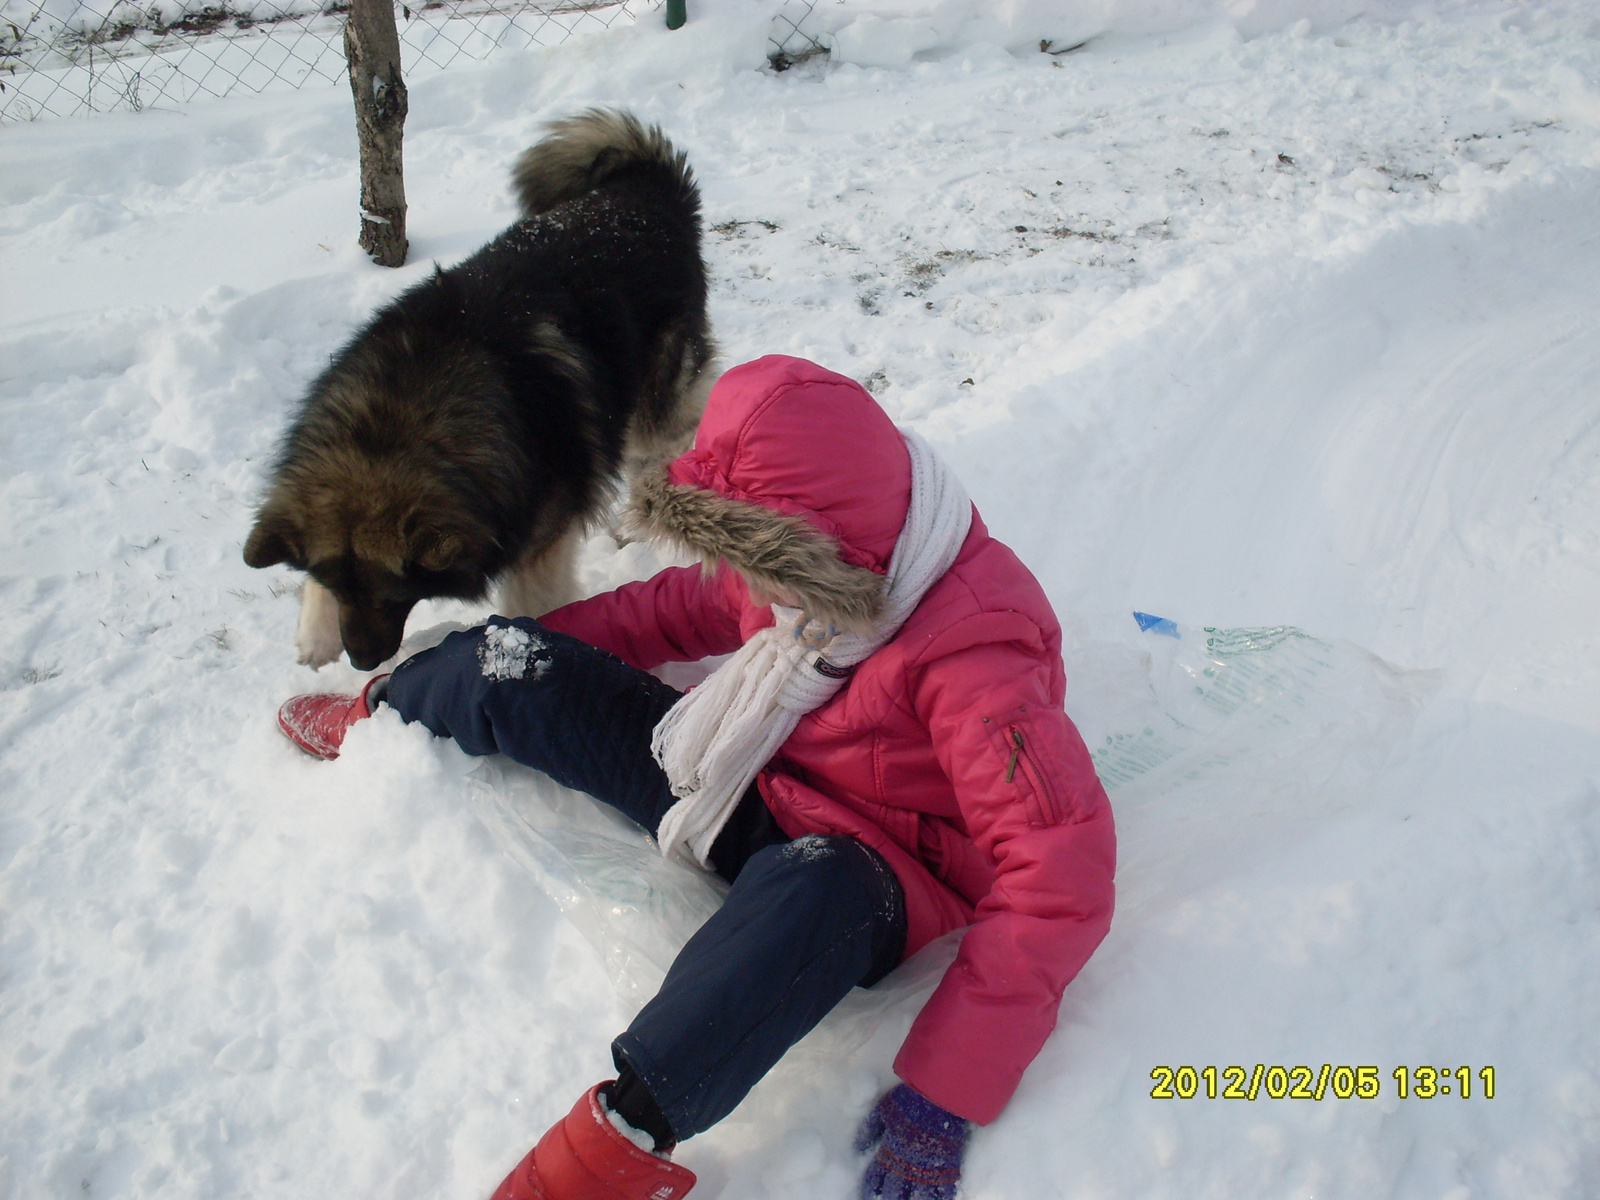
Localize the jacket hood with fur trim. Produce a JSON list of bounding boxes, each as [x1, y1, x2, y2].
[[625, 356, 912, 633]]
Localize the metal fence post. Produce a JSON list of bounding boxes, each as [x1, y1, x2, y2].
[[665, 0, 686, 30], [345, 0, 408, 267]]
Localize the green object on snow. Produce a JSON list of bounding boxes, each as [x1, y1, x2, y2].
[[665, 0, 686, 30]]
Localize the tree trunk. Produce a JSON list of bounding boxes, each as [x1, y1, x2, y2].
[[344, 0, 407, 267]]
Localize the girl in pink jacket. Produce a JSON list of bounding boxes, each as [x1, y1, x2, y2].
[[278, 356, 1116, 1200]]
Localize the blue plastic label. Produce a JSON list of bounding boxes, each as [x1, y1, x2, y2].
[[1133, 611, 1182, 638]]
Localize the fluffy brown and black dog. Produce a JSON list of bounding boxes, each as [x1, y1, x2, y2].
[[243, 109, 714, 671]]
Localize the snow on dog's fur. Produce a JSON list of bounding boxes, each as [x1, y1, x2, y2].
[[244, 109, 715, 670]]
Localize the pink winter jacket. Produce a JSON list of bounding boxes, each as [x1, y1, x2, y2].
[[542, 356, 1116, 1125]]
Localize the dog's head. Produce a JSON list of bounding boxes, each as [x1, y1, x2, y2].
[[244, 456, 502, 670], [244, 316, 547, 669], [245, 280, 591, 669]]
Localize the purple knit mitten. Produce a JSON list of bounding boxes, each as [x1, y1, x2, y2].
[[855, 1083, 970, 1200]]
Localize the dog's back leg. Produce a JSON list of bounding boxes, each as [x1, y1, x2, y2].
[[497, 526, 584, 620], [296, 579, 344, 668]]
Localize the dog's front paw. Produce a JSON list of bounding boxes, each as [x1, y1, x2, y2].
[[295, 580, 344, 669], [295, 635, 343, 669]]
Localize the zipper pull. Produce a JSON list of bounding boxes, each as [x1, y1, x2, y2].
[[1006, 729, 1024, 783]]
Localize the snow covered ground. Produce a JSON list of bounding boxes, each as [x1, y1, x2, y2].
[[3, 2, 1599, 1197]]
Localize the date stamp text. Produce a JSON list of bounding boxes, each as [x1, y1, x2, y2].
[[1149, 1065, 1496, 1100]]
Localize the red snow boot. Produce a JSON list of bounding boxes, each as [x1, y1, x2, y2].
[[276, 674, 388, 760], [490, 1083, 696, 1200]]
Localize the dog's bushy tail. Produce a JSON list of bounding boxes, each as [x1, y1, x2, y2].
[[511, 108, 698, 219]]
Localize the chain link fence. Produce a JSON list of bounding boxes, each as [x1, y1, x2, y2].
[[0, 0, 665, 121], [0, 0, 840, 123], [766, 0, 825, 72]]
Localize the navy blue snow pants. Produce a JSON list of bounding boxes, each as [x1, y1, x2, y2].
[[384, 616, 907, 1141]]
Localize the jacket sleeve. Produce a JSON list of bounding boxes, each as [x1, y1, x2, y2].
[[537, 564, 746, 671], [892, 637, 1117, 1125]]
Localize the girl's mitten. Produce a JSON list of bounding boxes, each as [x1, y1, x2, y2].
[[855, 1083, 969, 1200]]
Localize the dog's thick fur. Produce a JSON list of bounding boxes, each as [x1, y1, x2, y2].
[[244, 109, 715, 670]]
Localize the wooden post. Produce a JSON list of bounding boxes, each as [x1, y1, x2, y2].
[[344, 0, 407, 267]]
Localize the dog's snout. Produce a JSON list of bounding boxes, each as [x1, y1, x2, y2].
[[346, 647, 392, 672], [339, 602, 413, 673]]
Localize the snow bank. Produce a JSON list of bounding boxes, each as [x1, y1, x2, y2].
[[790, 0, 1600, 66]]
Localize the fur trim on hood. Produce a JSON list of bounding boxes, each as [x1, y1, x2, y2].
[[625, 467, 887, 634], [620, 355, 915, 635]]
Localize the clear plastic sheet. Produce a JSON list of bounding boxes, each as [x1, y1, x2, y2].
[[1064, 612, 1440, 922], [467, 613, 1439, 999], [1066, 613, 1437, 806], [465, 758, 727, 1005]]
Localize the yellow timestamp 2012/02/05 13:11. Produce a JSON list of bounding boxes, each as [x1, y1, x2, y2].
[[1149, 1065, 1497, 1101]]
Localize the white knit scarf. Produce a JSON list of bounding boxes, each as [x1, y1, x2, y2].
[[651, 430, 972, 867]]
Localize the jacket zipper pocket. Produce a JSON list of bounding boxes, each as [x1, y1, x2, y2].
[[1005, 724, 1062, 826]]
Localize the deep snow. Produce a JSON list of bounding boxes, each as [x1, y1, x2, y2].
[[3, 2, 1600, 1198]]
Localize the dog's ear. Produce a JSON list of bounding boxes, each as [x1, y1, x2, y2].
[[413, 528, 467, 574], [243, 512, 302, 569]]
